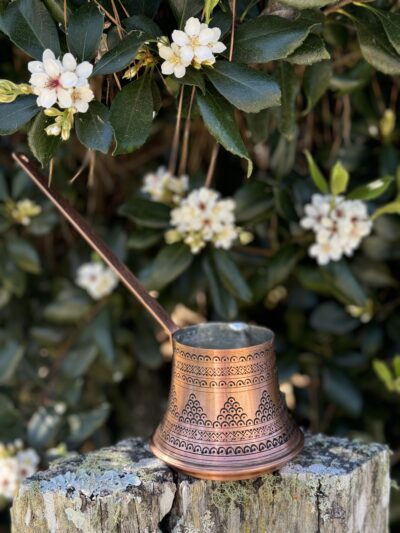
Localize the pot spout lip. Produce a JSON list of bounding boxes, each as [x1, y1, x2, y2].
[[171, 322, 275, 352]]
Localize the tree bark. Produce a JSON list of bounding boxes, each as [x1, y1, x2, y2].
[[11, 434, 390, 533]]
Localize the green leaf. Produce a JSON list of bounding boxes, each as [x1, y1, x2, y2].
[[297, 262, 368, 307], [75, 101, 113, 154], [366, 7, 400, 55], [206, 62, 281, 113], [373, 360, 394, 390], [234, 181, 273, 222], [303, 61, 332, 113], [286, 34, 330, 65], [92, 31, 147, 76], [372, 200, 400, 220], [119, 196, 171, 228], [126, 0, 161, 18], [123, 15, 162, 38], [2, 0, 61, 59], [310, 302, 359, 334], [67, 403, 110, 447], [204, 0, 219, 24], [202, 256, 238, 320], [394, 355, 400, 378], [0, 95, 39, 135], [355, 17, 400, 75], [28, 407, 62, 448], [323, 368, 363, 416], [0, 253, 26, 297], [329, 61, 372, 94], [67, 3, 104, 61], [0, 339, 24, 385], [44, 289, 91, 324], [7, 237, 41, 274], [211, 249, 252, 303], [28, 111, 60, 167], [128, 228, 162, 249], [30, 326, 65, 346], [43, 0, 69, 24], [197, 89, 253, 176], [133, 319, 163, 369], [62, 345, 98, 379], [168, 0, 203, 29], [304, 150, 329, 193], [233, 14, 319, 64], [348, 176, 393, 201], [87, 309, 115, 365], [325, 261, 368, 307], [176, 68, 206, 93], [277, 62, 299, 141], [250, 246, 299, 302], [330, 161, 349, 195], [141, 243, 193, 291], [281, 0, 335, 7], [110, 75, 153, 155]]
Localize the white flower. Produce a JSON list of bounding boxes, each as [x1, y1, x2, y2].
[[158, 43, 191, 78], [70, 86, 94, 113], [160, 17, 226, 76], [6, 199, 42, 226], [167, 187, 239, 254], [141, 166, 188, 204], [0, 457, 19, 500], [28, 50, 76, 108], [309, 234, 343, 266], [16, 449, 40, 480], [76, 262, 119, 300], [28, 49, 93, 112], [301, 194, 372, 266]]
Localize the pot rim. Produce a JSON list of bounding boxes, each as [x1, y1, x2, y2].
[[172, 322, 275, 353]]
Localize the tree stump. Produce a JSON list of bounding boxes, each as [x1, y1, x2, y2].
[[11, 434, 390, 533]]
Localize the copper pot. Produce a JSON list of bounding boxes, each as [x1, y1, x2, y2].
[[151, 323, 304, 480], [14, 154, 304, 481]]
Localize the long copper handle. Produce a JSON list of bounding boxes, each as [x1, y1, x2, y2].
[[12, 153, 179, 338]]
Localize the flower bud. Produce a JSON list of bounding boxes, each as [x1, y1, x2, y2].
[[165, 229, 182, 244], [380, 109, 396, 140], [45, 123, 62, 136], [0, 80, 21, 103], [239, 230, 254, 245], [44, 107, 63, 117]]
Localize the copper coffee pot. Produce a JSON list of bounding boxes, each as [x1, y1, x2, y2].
[[13, 153, 304, 481]]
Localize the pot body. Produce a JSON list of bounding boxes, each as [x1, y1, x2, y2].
[[151, 323, 303, 480]]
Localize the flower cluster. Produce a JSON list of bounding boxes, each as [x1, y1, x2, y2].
[[165, 187, 240, 254], [0, 440, 39, 502], [158, 17, 226, 79], [300, 194, 373, 265], [141, 166, 188, 205], [6, 199, 42, 226], [28, 49, 94, 112], [76, 262, 119, 300]]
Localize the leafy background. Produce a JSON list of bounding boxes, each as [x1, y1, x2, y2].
[[0, 0, 400, 529]]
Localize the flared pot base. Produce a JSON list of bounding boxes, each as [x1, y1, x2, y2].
[[150, 426, 304, 481]]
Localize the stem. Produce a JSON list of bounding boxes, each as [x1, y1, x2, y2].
[[229, 0, 237, 62], [204, 144, 220, 188], [117, 0, 130, 18], [324, 0, 373, 15], [178, 86, 196, 176], [110, 0, 123, 39], [63, 0, 68, 29], [168, 86, 185, 175], [94, 1, 120, 26], [48, 158, 54, 187]]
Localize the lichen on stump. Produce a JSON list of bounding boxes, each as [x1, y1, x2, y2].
[[11, 434, 390, 533]]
